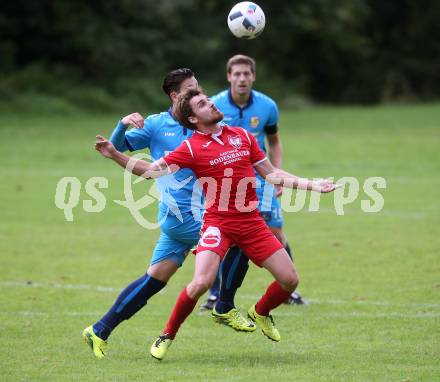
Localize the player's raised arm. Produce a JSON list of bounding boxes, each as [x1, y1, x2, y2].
[[94, 135, 178, 179], [254, 159, 340, 193], [109, 113, 144, 152]]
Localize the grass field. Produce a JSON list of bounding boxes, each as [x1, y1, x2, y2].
[[1, 103, 439, 381]]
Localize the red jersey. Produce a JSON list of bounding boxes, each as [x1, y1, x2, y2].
[[163, 125, 267, 217]]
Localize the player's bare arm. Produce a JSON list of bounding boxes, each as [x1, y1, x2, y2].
[[94, 135, 177, 178], [266, 133, 282, 168], [254, 159, 340, 193]]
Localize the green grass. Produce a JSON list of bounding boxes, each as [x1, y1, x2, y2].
[[0, 103, 439, 381]]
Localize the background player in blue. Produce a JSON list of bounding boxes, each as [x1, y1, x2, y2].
[[82, 68, 256, 358], [200, 55, 306, 313]]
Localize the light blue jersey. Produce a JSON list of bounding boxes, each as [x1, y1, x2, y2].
[[110, 110, 202, 266], [212, 89, 282, 227], [211, 89, 278, 153], [123, 110, 202, 219]]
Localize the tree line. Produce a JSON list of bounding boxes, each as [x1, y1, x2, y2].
[[1, 0, 439, 110]]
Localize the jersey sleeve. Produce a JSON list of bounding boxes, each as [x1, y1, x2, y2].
[[124, 116, 153, 151], [244, 130, 267, 165], [163, 140, 195, 171], [267, 100, 279, 127], [110, 120, 131, 152]]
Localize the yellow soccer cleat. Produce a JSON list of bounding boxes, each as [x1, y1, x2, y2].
[[82, 325, 108, 358], [247, 305, 281, 342], [150, 334, 173, 360], [212, 307, 256, 332]]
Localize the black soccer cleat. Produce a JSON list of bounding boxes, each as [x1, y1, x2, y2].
[[199, 295, 218, 312], [285, 291, 308, 305]]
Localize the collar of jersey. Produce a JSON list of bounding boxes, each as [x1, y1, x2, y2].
[[227, 89, 254, 110], [195, 125, 225, 145]]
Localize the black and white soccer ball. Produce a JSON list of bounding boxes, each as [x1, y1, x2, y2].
[[227, 2, 265, 39]]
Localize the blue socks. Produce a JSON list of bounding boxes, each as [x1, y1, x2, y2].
[[215, 247, 249, 314], [209, 263, 221, 299], [214, 242, 293, 314], [93, 273, 166, 340]]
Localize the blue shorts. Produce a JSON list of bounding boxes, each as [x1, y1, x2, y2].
[[150, 211, 201, 267], [256, 178, 283, 228]]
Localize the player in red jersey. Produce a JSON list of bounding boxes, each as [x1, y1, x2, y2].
[[95, 88, 340, 360]]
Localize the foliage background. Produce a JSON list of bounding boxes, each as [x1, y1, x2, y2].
[[1, 0, 439, 113]]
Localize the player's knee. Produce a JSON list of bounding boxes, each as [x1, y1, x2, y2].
[[190, 276, 211, 296], [281, 271, 299, 292]]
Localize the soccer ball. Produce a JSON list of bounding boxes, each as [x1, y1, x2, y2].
[[227, 2, 265, 39]]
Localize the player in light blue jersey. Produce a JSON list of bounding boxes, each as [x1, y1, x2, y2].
[[82, 69, 255, 358], [200, 55, 306, 314]]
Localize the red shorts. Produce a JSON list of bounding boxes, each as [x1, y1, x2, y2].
[[196, 212, 284, 266]]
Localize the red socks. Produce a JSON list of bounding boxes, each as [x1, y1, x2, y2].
[[163, 288, 197, 339], [162, 283, 291, 339], [255, 281, 292, 316]]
